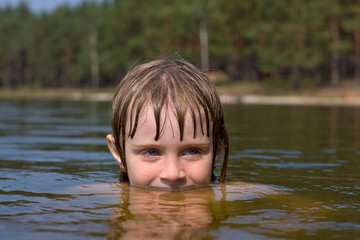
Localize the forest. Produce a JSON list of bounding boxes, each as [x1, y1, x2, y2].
[[0, 0, 360, 89]]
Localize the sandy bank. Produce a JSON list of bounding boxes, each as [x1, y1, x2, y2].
[[220, 94, 360, 106], [1, 88, 360, 106]]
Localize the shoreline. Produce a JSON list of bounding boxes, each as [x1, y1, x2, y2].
[[221, 94, 360, 106], [1, 87, 360, 106]]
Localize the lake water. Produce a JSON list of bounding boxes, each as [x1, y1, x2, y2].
[[0, 100, 359, 240]]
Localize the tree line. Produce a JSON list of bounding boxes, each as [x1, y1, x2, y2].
[[1, 0, 360, 89]]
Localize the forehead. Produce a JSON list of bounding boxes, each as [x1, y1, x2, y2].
[[126, 102, 211, 141]]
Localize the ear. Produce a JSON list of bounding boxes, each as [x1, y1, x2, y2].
[[106, 134, 126, 172]]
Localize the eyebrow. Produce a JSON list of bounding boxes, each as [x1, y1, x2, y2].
[[131, 142, 211, 149]]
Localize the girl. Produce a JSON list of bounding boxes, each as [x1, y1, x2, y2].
[[106, 59, 228, 189]]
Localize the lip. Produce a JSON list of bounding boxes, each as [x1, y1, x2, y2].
[[150, 183, 209, 191], [159, 179, 188, 189], [130, 180, 199, 190], [167, 184, 187, 189], [153, 186, 202, 192]]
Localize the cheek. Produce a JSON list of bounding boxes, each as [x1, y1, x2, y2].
[[186, 159, 213, 184], [126, 159, 160, 186]]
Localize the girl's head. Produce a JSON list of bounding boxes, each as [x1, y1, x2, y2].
[[106, 59, 228, 188]]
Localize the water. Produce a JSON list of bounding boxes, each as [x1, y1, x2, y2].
[[0, 100, 359, 239]]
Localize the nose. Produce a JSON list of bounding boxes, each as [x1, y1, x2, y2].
[[159, 155, 186, 184]]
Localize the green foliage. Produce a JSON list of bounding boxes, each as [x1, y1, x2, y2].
[[0, 0, 360, 88]]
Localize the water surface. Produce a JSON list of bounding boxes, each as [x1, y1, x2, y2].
[[0, 100, 359, 239]]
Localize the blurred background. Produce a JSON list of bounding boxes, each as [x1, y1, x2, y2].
[[1, 2, 360, 239], [0, 0, 359, 95]]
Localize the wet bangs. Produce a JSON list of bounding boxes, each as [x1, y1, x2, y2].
[[165, 69, 211, 141], [127, 68, 211, 142]]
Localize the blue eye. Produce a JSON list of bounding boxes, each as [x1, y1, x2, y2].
[[185, 149, 199, 155], [146, 149, 159, 156]]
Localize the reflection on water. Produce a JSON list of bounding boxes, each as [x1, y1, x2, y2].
[[108, 184, 215, 239], [0, 100, 360, 239], [106, 182, 280, 240]]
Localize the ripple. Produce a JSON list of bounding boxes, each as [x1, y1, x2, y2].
[[256, 162, 342, 169], [0, 136, 105, 146], [230, 154, 279, 160], [0, 149, 111, 162]]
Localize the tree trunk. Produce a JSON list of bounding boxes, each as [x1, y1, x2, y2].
[[330, 15, 340, 87], [313, 67, 322, 88], [289, 66, 300, 90], [90, 28, 100, 88], [354, 29, 360, 85], [2, 71, 11, 88], [244, 51, 259, 81], [199, 12, 209, 73], [64, 46, 74, 88], [272, 70, 282, 83]]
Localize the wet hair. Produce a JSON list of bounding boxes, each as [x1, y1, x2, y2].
[[110, 59, 229, 182]]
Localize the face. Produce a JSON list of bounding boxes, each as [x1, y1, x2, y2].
[[107, 104, 215, 189]]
